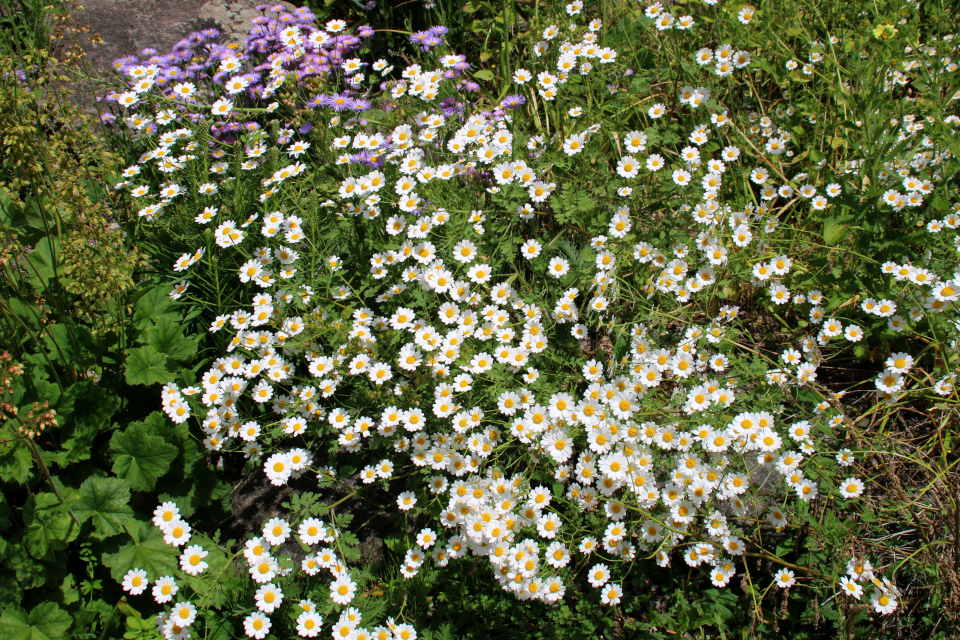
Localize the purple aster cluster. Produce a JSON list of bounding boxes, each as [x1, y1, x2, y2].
[[437, 97, 466, 117], [409, 26, 448, 51], [350, 150, 385, 168], [305, 90, 372, 114], [100, 4, 377, 138], [98, 4, 485, 156]]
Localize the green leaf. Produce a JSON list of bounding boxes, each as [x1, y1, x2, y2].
[[1, 540, 45, 595], [42, 322, 91, 369], [0, 188, 23, 228], [102, 522, 178, 582], [473, 69, 495, 82], [0, 425, 34, 484], [0, 603, 72, 640], [26, 238, 58, 287], [133, 285, 176, 329], [22, 493, 79, 560], [110, 423, 178, 492], [576, 195, 595, 213], [145, 316, 199, 364], [57, 381, 121, 466], [73, 477, 135, 539], [823, 220, 846, 245], [7, 298, 41, 335], [124, 345, 176, 386], [58, 575, 80, 607]]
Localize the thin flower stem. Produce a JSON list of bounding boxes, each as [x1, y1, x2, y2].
[[20, 431, 82, 526]]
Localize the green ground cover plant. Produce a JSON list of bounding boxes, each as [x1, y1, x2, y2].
[[2, 0, 960, 638], [0, 4, 233, 638]]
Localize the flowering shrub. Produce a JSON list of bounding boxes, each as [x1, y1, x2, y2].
[[9, 0, 960, 637]]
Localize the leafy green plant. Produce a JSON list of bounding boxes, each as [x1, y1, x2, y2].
[[0, 15, 233, 640]]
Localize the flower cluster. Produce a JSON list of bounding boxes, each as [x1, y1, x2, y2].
[[101, 0, 960, 633]]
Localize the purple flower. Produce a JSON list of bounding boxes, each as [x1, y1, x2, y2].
[[351, 150, 381, 167], [463, 81, 480, 92], [295, 67, 317, 81], [247, 38, 270, 53], [349, 98, 371, 112], [163, 67, 185, 80], [172, 46, 194, 61], [439, 97, 464, 117], [429, 25, 449, 36], [100, 113, 116, 125], [322, 92, 354, 111], [298, 122, 313, 134], [501, 94, 526, 109], [358, 25, 374, 38], [294, 7, 315, 21], [112, 55, 137, 72]]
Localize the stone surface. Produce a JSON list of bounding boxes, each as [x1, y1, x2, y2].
[[69, 0, 295, 90], [198, 0, 296, 45], [62, 0, 300, 115], [72, 0, 215, 83]]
